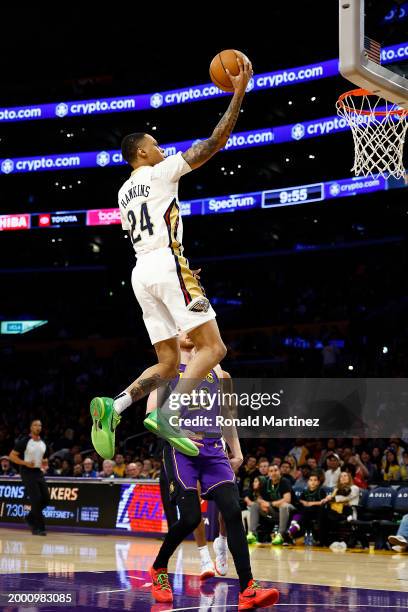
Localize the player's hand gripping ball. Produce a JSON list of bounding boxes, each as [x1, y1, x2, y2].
[[210, 49, 252, 92]]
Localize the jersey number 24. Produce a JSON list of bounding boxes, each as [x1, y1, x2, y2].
[[127, 203, 154, 244]]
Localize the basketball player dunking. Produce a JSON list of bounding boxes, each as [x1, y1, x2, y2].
[[145, 332, 280, 609], [90, 58, 254, 461]]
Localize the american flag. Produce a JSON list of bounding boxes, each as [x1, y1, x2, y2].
[[364, 36, 382, 64]]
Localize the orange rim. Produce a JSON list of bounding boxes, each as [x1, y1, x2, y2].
[[337, 88, 408, 117]]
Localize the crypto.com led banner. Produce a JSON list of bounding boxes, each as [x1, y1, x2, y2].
[[151, 378, 408, 438], [0, 113, 394, 176], [0, 174, 390, 233], [0, 43, 406, 123]]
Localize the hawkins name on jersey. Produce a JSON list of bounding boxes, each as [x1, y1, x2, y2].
[[118, 152, 192, 257]]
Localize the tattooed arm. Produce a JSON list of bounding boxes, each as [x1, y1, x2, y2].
[[182, 56, 253, 170]]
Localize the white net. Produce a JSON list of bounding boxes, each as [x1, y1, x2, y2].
[[336, 89, 408, 180]]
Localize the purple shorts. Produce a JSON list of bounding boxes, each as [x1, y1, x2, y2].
[[163, 438, 235, 499]]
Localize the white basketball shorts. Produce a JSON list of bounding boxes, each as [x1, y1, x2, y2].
[[131, 247, 216, 345]]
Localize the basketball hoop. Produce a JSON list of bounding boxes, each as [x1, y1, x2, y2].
[[336, 88, 408, 180]]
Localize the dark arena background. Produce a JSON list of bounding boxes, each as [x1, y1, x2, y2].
[[1, 3, 408, 611]]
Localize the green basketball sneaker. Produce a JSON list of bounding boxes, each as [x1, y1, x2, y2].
[[90, 397, 121, 459], [143, 408, 199, 457]]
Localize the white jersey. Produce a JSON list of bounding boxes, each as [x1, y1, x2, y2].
[[118, 152, 192, 257]]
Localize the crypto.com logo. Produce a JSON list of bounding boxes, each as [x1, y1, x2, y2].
[[55, 103, 69, 118], [246, 78, 255, 93], [96, 151, 110, 167], [329, 183, 341, 197], [1, 159, 14, 174], [291, 123, 305, 140], [150, 93, 163, 109]]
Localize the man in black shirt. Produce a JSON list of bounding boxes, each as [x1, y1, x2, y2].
[[246, 464, 296, 545], [9, 419, 50, 536]]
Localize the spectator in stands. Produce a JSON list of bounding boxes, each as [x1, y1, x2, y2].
[[341, 447, 353, 465], [73, 464, 83, 477], [347, 454, 369, 489], [295, 464, 312, 488], [388, 514, 408, 552], [400, 451, 408, 481], [388, 437, 405, 465], [319, 438, 337, 466], [287, 472, 331, 543], [99, 459, 117, 479], [139, 458, 153, 479], [315, 467, 326, 485], [258, 459, 270, 480], [244, 476, 263, 510], [126, 462, 142, 478], [382, 448, 401, 483], [371, 446, 383, 474], [289, 439, 309, 466], [306, 456, 318, 471], [151, 457, 162, 479], [0, 456, 17, 477], [324, 453, 342, 487], [113, 454, 126, 478], [124, 452, 134, 465], [280, 461, 296, 485], [247, 464, 296, 546], [238, 455, 258, 492], [60, 459, 73, 477], [360, 450, 378, 484], [73, 453, 83, 467], [285, 455, 300, 481], [50, 457, 62, 475], [326, 470, 360, 522], [272, 456, 282, 468], [351, 437, 365, 456], [82, 457, 97, 478]]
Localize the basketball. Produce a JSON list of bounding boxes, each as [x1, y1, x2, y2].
[[210, 49, 251, 92]]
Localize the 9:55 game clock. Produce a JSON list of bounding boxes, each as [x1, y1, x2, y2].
[[262, 183, 324, 208]]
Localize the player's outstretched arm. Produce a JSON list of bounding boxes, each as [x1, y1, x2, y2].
[[182, 57, 253, 170]]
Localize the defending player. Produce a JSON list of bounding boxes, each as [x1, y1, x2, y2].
[[147, 334, 280, 609], [90, 57, 253, 461], [147, 331, 231, 580]]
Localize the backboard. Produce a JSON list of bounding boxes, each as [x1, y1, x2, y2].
[[339, 0, 408, 109]]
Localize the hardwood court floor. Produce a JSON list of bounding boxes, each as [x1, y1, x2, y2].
[[0, 528, 407, 610]]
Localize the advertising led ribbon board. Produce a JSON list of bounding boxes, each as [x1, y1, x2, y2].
[[0, 478, 217, 539], [0, 173, 401, 233], [0, 43, 406, 123], [0, 111, 400, 176]]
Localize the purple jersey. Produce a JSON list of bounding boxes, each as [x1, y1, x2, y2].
[[163, 364, 236, 499], [170, 363, 222, 438]]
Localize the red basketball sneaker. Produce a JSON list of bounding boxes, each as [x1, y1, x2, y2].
[[238, 579, 280, 609], [149, 566, 173, 603]]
